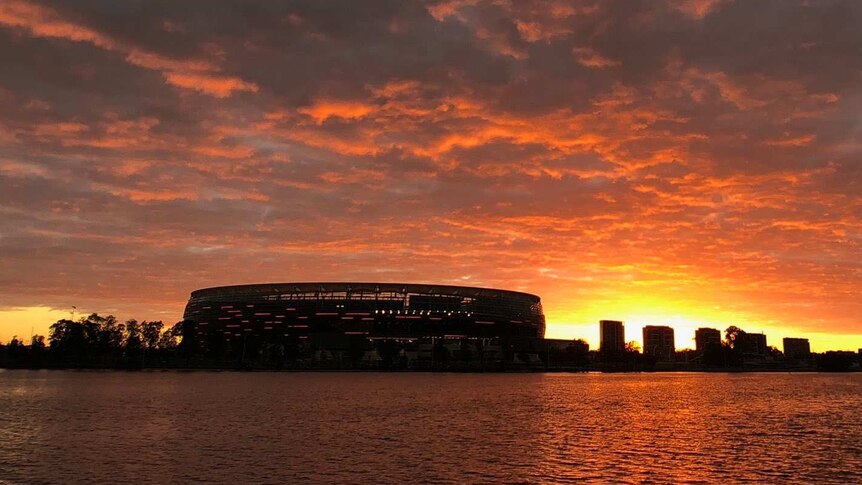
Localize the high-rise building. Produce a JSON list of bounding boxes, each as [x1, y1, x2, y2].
[[783, 338, 811, 361], [695, 327, 722, 353], [600, 320, 625, 354], [643, 326, 675, 361], [738, 332, 767, 355]]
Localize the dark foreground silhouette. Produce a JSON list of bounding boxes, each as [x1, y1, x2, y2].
[[1, 314, 859, 371]]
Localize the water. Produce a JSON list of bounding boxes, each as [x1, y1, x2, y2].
[[1, 371, 860, 484]]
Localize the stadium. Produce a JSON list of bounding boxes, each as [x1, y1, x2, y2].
[[176, 283, 594, 370], [183, 282, 545, 341]]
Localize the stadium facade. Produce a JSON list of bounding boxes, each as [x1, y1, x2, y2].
[[183, 282, 546, 340], [177, 283, 585, 369]]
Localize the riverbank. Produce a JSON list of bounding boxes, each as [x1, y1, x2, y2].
[[2, 363, 858, 372]]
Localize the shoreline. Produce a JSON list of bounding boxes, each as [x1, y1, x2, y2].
[[2, 366, 858, 374]]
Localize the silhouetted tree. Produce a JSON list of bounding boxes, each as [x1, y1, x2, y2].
[[49, 318, 87, 362], [136, 320, 163, 368], [7, 336, 24, 365], [30, 335, 46, 367], [73, 313, 122, 359], [124, 319, 142, 351], [141, 321, 163, 350], [175, 320, 198, 360], [158, 325, 180, 350], [724, 326, 745, 350], [622, 341, 646, 368], [31, 335, 46, 350], [723, 326, 746, 366], [767, 346, 783, 359], [81, 317, 99, 349]]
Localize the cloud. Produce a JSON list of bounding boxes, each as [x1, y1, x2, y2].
[[1, 0, 861, 349], [0, 0, 258, 98], [572, 47, 621, 68]]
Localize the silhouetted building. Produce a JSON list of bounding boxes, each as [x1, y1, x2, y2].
[[600, 320, 625, 354], [783, 337, 810, 361], [543, 339, 590, 368], [183, 282, 546, 344], [738, 332, 767, 355], [695, 327, 722, 353], [643, 326, 675, 361], [817, 351, 859, 371]]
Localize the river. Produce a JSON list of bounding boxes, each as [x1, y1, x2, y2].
[[1, 371, 860, 483]]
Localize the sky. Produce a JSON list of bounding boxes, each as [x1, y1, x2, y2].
[[0, 0, 860, 351]]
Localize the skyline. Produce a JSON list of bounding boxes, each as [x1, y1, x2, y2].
[[0, 301, 852, 354], [1, 0, 861, 352]]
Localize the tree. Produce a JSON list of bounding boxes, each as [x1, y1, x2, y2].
[[48, 319, 72, 350], [722, 326, 748, 366], [81, 314, 102, 349], [31, 335, 46, 350], [49, 318, 87, 362], [78, 314, 119, 353], [29, 335, 46, 367], [124, 319, 142, 351], [724, 326, 746, 350], [767, 346, 783, 359], [141, 321, 163, 350], [175, 320, 199, 359], [96, 315, 124, 355], [7, 336, 24, 364], [158, 325, 179, 350]]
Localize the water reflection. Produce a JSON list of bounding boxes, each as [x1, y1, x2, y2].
[[0, 371, 860, 483]]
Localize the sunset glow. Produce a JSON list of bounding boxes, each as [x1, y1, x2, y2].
[[1, 0, 861, 352]]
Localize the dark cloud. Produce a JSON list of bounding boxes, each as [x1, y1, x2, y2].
[[1, 0, 860, 347]]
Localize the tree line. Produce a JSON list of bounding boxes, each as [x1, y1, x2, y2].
[[0, 313, 195, 369], [1, 316, 858, 371], [0, 313, 592, 370]]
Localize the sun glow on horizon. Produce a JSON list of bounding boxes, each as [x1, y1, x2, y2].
[[1, 0, 861, 358], [4, 300, 861, 354], [0, 307, 73, 344], [544, 294, 862, 353]]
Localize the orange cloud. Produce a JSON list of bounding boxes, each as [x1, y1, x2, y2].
[[2, 0, 862, 353], [0, 0, 112, 48], [764, 134, 817, 147], [163, 72, 259, 98], [297, 100, 378, 124], [0, 0, 257, 98], [673, 0, 732, 19], [573, 47, 621, 68]]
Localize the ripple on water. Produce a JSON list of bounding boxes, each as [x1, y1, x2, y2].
[[0, 372, 861, 484]]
